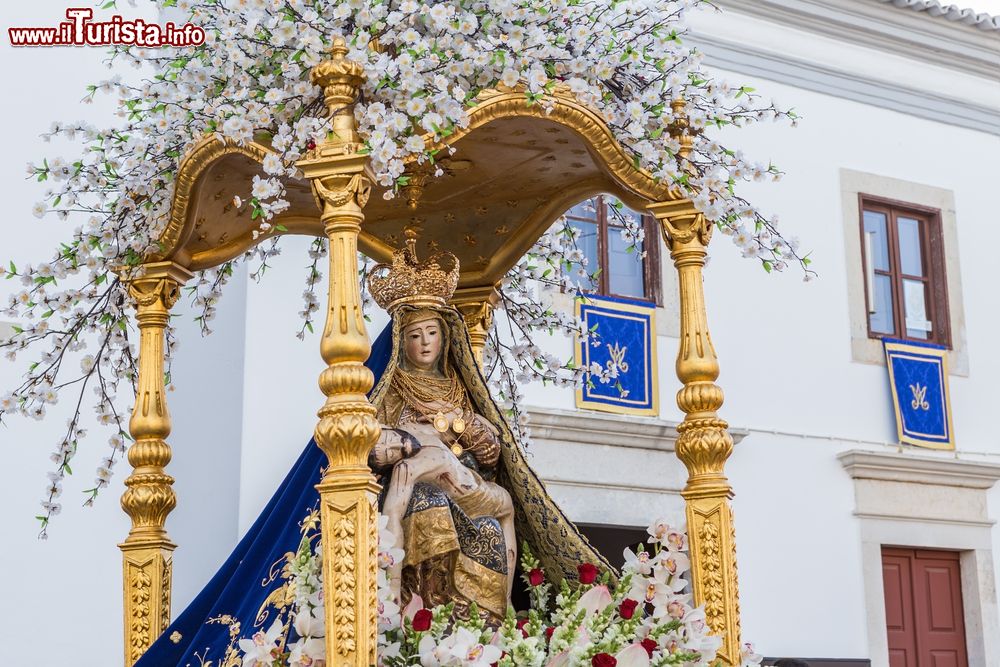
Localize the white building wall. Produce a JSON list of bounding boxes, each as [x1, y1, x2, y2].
[[0, 4, 153, 665], [0, 1, 997, 665]]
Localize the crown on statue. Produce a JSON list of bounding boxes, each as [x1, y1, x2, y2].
[[368, 229, 460, 312]]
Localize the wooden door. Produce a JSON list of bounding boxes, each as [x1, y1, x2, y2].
[[882, 547, 968, 667]]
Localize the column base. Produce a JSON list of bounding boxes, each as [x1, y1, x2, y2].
[[120, 542, 174, 666], [684, 493, 741, 666]]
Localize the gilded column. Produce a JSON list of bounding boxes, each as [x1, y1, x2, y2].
[[648, 198, 741, 665], [120, 261, 192, 667], [645, 99, 741, 666], [297, 37, 380, 667], [450, 285, 499, 368]]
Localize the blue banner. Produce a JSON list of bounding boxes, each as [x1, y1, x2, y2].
[[883, 338, 954, 450], [575, 294, 658, 416]]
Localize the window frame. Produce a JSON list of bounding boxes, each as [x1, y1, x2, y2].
[[858, 194, 950, 348], [565, 194, 662, 306]]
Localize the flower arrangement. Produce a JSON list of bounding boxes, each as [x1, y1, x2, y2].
[[2, 0, 810, 534], [214, 514, 762, 667]]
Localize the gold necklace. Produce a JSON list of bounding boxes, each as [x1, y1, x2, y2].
[[392, 368, 470, 456]]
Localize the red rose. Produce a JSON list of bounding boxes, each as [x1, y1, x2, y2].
[[412, 608, 433, 631], [618, 598, 639, 619], [591, 653, 617, 667], [640, 638, 658, 657], [577, 563, 599, 584], [545, 626, 555, 641], [528, 568, 545, 587], [517, 618, 530, 638]]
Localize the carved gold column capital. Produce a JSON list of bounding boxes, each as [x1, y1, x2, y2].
[[126, 262, 187, 311], [647, 200, 713, 253], [450, 285, 499, 369], [648, 199, 741, 665], [118, 260, 192, 667], [297, 42, 380, 667]]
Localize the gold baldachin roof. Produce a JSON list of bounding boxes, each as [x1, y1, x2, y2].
[[153, 87, 682, 288]]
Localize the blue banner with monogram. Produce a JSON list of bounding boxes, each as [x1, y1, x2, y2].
[[883, 338, 954, 450], [575, 294, 658, 416]]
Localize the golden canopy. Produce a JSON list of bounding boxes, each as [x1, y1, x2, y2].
[[152, 86, 678, 285], [118, 46, 744, 667]]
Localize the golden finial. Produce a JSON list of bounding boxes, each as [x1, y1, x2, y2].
[[667, 98, 700, 162], [400, 167, 430, 210], [368, 227, 460, 312], [310, 36, 366, 148]]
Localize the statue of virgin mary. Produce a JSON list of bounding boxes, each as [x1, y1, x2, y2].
[[366, 233, 609, 621]]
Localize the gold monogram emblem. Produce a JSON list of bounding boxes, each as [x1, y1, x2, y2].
[[606, 342, 630, 374], [909, 383, 930, 411]]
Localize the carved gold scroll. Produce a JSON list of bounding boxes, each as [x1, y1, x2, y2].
[[120, 261, 192, 666], [451, 285, 500, 368], [297, 37, 380, 667], [648, 197, 741, 665]]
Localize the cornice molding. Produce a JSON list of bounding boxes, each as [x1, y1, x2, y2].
[[526, 405, 747, 452], [707, 0, 1000, 78], [688, 0, 1000, 135], [691, 32, 1000, 135], [838, 448, 1000, 490], [853, 511, 996, 528]]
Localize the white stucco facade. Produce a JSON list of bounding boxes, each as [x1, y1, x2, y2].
[[1, 1, 998, 665]]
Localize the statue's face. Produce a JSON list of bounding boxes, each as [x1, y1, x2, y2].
[[403, 317, 443, 371]]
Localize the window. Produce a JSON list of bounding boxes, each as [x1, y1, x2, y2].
[[564, 195, 661, 304], [859, 195, 950, 347]]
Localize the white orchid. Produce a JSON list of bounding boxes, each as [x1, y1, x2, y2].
[[236, 618, 284, 665], [287, 636, 325, 667], [418, 627, 502, 667], [293, 608, 325, 639], [622, 548, 655, 576]]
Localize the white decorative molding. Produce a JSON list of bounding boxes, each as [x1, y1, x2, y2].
[[687, 0, 1000, 134], [838, 449, 1000, 490], [851, 511, 995, 529], [528, 405, 678, 451], [709, 0, 1000, 77], [527, 405, 747, 452], [525, 407, 748, 526]]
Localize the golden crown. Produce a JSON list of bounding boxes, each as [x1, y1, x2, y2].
[[368, 229, 460, 312]]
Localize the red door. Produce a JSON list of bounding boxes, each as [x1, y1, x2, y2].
[[882, 547, 968, 667]]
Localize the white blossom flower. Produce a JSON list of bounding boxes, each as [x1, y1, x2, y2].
[[418, 626, 501, 667], [237, 618, 283, 665], [80, 355, 96, 373], [288, 636, 325, 667]]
